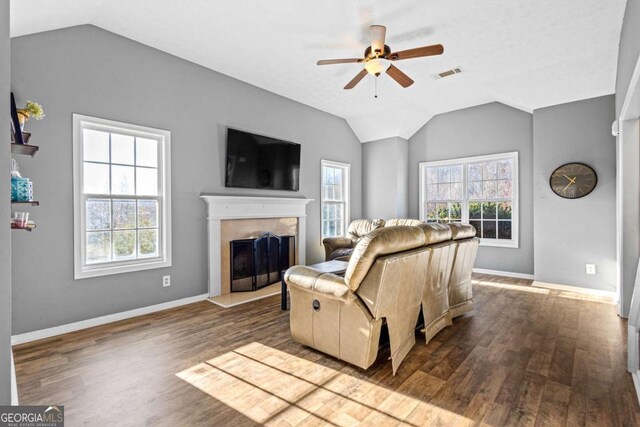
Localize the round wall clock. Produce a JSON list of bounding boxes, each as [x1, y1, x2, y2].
[[549, 162, 597, 199]]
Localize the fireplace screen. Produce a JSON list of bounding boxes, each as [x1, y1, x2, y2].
[[230, 233, 295, 292]]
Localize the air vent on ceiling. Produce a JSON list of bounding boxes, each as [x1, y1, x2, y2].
[[432, 67, 463, 80]]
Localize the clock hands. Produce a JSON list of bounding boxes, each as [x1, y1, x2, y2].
[[562, 175, 577, 193]]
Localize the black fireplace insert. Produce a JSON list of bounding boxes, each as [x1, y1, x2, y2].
[[230, 233, 295, 292]]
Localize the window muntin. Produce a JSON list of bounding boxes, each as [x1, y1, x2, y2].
[[74, 115, 171, 279], [321, 160, 350, 240], [420, 152, 518, 248]]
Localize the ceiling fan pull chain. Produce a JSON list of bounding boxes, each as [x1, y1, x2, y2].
[[375, 76, 378, 99]]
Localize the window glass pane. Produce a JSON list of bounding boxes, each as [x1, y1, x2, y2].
[[426, 203, 437, 221], [84, 163, 110, 194], [111, 165, 135, 195], [426, 168, 438, 184], [468, 182, 482, 199], [86, 199, 111, 231], [498, 221, 512, 239], [498, 202, 512, 219], [451, 203, 462, 220], [468, 163, 482, 181], [113, 200, 136, 229], [138, 200, 158, 228], [335, 186, 343, 201], [498, 180, 512, 198], [483, 161, 498, 180], [427, 184, 438, 201], [136, 137, 158, 167], [451, 182, 463, 200], [482, 221, 497, 239], [329, 221, 336, 236], [469, 202, 481, 219], [436, 203, 449, 222], [111, 133, 135, 165], [498, 160, 512, 179], [86, 231, 111, 264], [438, 166, 450, 182], [83, 129, 110, 163], [334, 169, 343, 185], [483, 181, 497, 199], [483, 202, 497, 219], [113, 230, 136, 260], [138, 229, 159, 257], [438, 184, 450, 200], [469, 221, 481, 237], [326, 168, 335, 185], [451, 165, 463, 182], [136, 167, 158, 196]]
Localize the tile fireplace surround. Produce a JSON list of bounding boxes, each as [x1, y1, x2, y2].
[[200, 195, 314, 297]]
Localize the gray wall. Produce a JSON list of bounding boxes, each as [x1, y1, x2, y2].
[[533, 95, 616, 291], [10, 25, 362, 334], [362, 137, 408, 219], [615, 0, 640, 316], [408, 102, 534, 275], [0, 0, 11, 405]]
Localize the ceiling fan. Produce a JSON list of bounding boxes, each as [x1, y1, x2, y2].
[[317, 25, 444, 90]]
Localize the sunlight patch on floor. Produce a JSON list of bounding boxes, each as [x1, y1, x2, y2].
[[473, 280, 550, 294], [176, 342, 475, 426]]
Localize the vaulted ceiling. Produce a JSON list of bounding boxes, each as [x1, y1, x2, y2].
[[10, 0, 627, 142]]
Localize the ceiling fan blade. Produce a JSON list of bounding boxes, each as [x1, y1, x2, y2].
[[317, 58, 363, 65], [386, 64, 414, 88], [344, 69, 368, 90], [370, 25, 387, 56], [388, 44, 444, 61]]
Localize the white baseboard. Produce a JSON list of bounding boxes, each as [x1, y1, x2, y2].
[[632, 371, 640, 406], [473, 268, 535, 280], [532, 281, 616, 298], [10, 352, 18, 405], [11, 294, 209, 346]]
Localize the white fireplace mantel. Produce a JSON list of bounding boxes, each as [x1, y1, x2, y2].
[[200, 195, 314, 297]]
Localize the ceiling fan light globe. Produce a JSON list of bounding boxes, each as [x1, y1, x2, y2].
[[364, 58, 391, 76]]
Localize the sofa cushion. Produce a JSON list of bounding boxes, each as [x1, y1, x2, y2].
[[328, 247, 354, 261], [449, 223, 477, 240], [384, 218, 423, 227], [347, 219, 385, 240], [344, 226, 426, 291], [417, 223, 452, 245]]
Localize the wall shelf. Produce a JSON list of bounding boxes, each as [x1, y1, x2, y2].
[[11, 201, 39, 206], [11, 143, 39, 157], [11, 223, 35, 231]]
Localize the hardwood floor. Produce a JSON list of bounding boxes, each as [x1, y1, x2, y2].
[[13, 274, 638, 426]]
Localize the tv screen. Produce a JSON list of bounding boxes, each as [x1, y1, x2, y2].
[[225, 128, 301, 191]]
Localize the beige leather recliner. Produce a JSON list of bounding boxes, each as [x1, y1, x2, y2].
[[286, 226, 429, 374], [447, 223, 480, 318], [322, 219, 385, 261], [322, 218, 424, 261]]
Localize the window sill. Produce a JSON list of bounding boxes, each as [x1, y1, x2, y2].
[[75, 258, 171, 280], [479, 239, 519, 249]]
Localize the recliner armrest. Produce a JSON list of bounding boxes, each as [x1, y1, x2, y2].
[[285, 265, 355, 303], [322, 237, 355, 260]]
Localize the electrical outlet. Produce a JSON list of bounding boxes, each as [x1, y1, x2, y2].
[[163, 275, 171, 287], [586, 264, 596, 275]]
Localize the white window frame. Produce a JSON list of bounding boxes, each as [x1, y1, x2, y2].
[[73, 114, 172, 279], [320, 160, 351, 242], [419, 151, 519, 248]]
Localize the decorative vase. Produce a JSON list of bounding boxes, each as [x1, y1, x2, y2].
[[16, 109, 30, 131]]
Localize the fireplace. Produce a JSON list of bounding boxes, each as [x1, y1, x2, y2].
[[230, 233, 295, 292]]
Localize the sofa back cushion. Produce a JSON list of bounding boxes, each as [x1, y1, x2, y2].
[[417, 223, 452, 245], [345, 226, 426, 291], [384, 218, 423, 227], [347, 219, 385, 240], [448, 223, 477, 240]]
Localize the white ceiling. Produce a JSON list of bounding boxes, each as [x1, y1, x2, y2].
[[10, 0, 627, 142]]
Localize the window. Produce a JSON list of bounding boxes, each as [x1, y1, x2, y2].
[[321, 160, 350, 240], [73, 115, 171, 279], [419, 152, 518, 248]]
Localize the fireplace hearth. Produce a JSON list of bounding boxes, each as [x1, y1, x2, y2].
[[230, 233, 295, 292]]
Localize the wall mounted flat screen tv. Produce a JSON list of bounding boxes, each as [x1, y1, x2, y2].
[[225, 128, 301, 191]]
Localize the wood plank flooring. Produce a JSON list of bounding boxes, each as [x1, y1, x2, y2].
[[13, 273, 639, 426]]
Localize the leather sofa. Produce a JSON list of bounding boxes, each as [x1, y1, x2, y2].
[[447, 223, 479, 318], [286, 223, 479, 374], [322, 218, 423, 261]]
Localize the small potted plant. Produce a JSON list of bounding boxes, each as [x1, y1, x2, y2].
[[16, 100, 45, 130]]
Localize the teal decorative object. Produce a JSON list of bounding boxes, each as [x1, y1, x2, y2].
[[11, 177, 33, 202]]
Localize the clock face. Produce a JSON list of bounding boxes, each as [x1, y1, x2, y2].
[[549, 163, 597, 199]]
